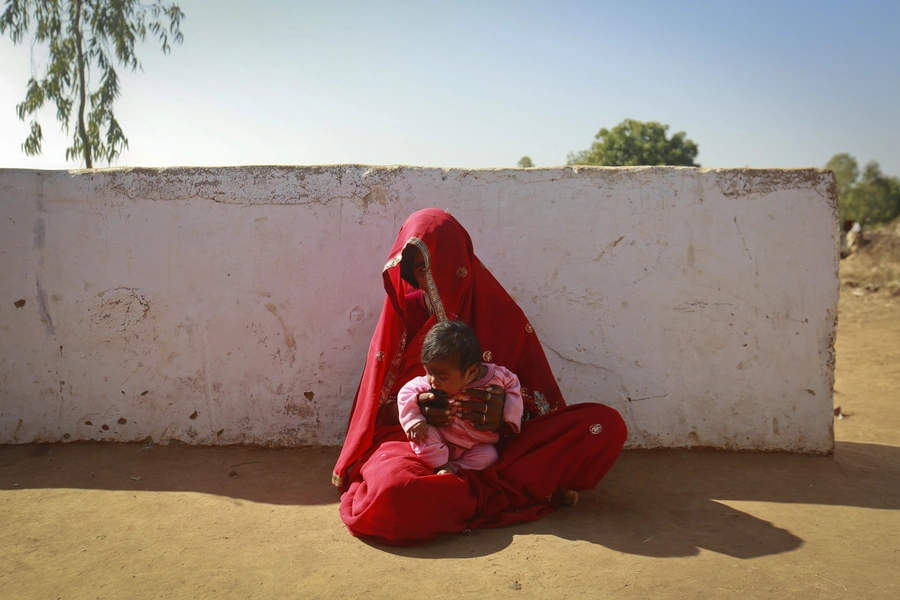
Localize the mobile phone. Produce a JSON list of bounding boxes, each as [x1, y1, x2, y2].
[[426, 388, 449, 408]]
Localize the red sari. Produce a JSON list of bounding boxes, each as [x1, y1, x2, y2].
[[334, 209, 627, 545]]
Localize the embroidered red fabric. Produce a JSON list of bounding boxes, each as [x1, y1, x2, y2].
[[333, 208, 627, 545]]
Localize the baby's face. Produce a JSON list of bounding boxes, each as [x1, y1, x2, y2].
[[423, 359, 474, 396]]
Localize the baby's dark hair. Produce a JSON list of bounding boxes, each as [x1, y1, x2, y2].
[[421, 320, 482, 372]]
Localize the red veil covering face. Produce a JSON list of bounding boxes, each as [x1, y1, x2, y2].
[[334, 208, 626, 545]]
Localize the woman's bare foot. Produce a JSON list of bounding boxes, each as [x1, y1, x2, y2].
[[435, 463, 455, 475], [559, 488, 578, 506]]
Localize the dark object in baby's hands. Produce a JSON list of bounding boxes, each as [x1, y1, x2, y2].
[[426, 388, 449, 408]]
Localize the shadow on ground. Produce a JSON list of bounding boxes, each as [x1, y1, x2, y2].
[[383, 441, 899, 560], [1, 439, 897, 561]]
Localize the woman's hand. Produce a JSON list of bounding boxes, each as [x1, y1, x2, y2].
[[456, 385, 505, 432], [377, 398, 400, 425], [417, 391, 453, 427]]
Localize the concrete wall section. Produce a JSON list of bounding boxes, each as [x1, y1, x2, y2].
[[0, 166, 839, 451]]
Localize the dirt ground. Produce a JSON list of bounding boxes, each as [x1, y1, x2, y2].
[[2, 235, 899, 599]]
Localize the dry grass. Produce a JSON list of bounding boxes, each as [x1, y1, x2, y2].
[[840, 216, 900, 297]]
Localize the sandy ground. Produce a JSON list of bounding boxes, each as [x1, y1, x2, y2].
[[2, 289, 899, 599]]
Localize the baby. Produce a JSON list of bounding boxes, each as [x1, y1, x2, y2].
[[397, 320, 523, 474]]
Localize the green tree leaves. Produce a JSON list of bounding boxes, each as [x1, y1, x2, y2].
[[826, 153, 859, 203], [1, 0, 184, 168], [568, 119, 700, 167], [517, 156, 534, 168], [827, 153, 900, 225]]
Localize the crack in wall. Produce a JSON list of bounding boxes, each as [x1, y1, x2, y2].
[[35, 276, 56, 336], [543, 343, 614, 373], [593, 235, 626, 262], [628, 393, 668, 402]]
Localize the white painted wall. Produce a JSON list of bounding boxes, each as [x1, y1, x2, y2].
[[0, 166, 839, 452]]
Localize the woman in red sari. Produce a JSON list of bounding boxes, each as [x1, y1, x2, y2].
[[333, 208, 627, 545]]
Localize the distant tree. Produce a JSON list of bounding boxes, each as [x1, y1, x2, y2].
[[517, 156, 534, 168], [827, 153, 900, 224], [851, 161, 900, 224], [568, 119, 700, 167], [1, 0, 184, 168], [826, 153, 859, 202]]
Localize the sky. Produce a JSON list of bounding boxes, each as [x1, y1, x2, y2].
[[1, 0, 898, 173]]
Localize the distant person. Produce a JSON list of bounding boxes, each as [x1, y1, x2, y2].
[[333, 208, 627, 545], [841, 220, 863, 258], [398, 320, 523, 475]]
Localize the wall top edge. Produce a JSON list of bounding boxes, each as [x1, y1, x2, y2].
[[0, 165, 831, 176], [0, 165, 837, 217]]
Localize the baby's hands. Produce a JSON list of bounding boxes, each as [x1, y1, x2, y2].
[[407, 421, 429, 443]]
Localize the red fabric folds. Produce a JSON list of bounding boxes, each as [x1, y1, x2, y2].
[[334, 208, 627, 545], [340, 441, 476, 546]]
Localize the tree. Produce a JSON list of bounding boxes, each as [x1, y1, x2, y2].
[[517, 156, 534, 168], [568, 119, 700, 167], [851, 161, 900, 224], [1, 0, 184, 168], [826, 153, 859, 202], [827, 153, 900, 225]]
